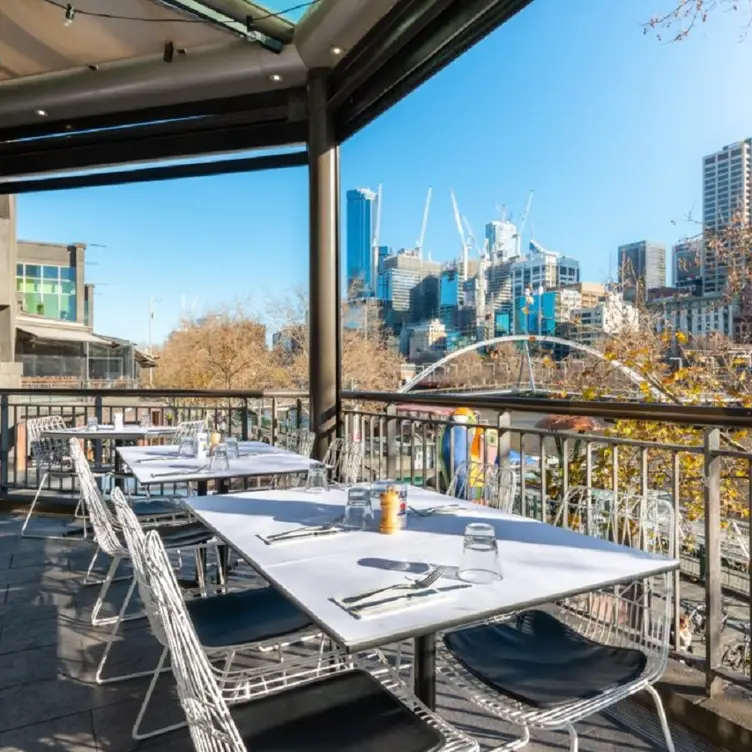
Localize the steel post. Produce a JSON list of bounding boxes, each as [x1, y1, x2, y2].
[[307, 70, 341, 460]]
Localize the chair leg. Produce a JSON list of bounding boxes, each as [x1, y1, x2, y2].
[[82, 546, 102, 585], [566, 724, 578, 752], [488, 726, 530, 752], [20, 472, 48, 538], [91, 556, 143, 626], [132, 647, 187, 741], [644, 684, 676, 752]]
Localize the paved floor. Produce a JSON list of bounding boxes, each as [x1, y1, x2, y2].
[[0, 513, 723, 752]]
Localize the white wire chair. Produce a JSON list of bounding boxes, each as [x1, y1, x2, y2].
[[436, 491, 676, 752], [447, 461, 517, 512], [323, 437, 364, 486], [170, 419, 207, 445], [70, 438, 213, 627], [140, 526, 479, 752], [112, 488, 325, 741], [20, 415, 103, 539]]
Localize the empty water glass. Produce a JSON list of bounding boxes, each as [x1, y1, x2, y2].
[[305, 462, 329, 493], [344, 486, 374, 530], [210, 444, 230, 471], [86, 416, 98, 431], [225, 437, 239, 459], [458, 522, 502, 584], [177, 436, 196, 458]]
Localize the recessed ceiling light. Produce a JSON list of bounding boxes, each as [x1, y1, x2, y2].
[[331, 46, 343, 55], [35, 109, 48, 117], [269, 73, 283, 82]]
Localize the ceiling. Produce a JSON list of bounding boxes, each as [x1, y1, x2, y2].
[[0, 0, 533, 185]]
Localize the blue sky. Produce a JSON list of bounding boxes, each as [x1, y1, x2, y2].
[[16, 0, 752, 344]]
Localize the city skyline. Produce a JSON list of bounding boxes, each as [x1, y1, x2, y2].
[[15, 0, 752, 344]]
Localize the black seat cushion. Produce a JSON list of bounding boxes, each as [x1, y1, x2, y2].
[[230, 669, 445, 752], [188, 587, 313, 648], [157, 521, 212, 548], [444, 609, 647, 709], [131, 499, 181, 517]]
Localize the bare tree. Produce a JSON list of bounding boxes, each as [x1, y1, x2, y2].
[[646, 0, 751, 41]]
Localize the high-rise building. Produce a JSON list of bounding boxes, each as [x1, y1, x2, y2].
[[346, 188, 377, 296], [672, 238, 702, 295], [484, 220, 518, 261], [508, 241, 579, 300], [702, 139, 752, 295], [617, 241, 666, 300], [380, 251, 440, 330]]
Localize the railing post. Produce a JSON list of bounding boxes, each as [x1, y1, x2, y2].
[[386, 404, 398, 480], [703, 427, 722, 697], [241, 398, 249, 441], [0, 394, 9, 495], [94, 395, 103, 467]]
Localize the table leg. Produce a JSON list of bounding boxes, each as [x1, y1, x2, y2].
[[413, 634, 437, 710], [113, 439, 124, 489]]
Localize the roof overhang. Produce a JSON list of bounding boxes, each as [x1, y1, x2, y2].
[[17, 318, 113, 345], [0, 0, 533, 189]]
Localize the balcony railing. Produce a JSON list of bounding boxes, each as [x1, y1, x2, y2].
[[0, 385, 750, 698]]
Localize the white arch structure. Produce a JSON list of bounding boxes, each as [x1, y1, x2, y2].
[[399, 334, 665, 398]]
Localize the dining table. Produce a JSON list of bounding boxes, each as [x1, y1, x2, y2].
[[182, 483, 680, 710]]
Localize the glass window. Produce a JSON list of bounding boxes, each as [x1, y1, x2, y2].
[[59, 266, 76, 281], [16, 263, 23, 277], [43, 294, 60, 319], [16, 277, 22, 292], [42, 265, 60, 280], [65, 293, 77, 321], [41, 278, 59, 295], [61, 280, 75, 295], [24, 264, 41, 278], [23, 279, 41, 293]]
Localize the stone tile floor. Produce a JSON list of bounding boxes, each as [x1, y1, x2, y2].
[[0, 513, 724, 752]]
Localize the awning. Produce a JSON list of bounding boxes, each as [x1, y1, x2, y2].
[[17, 323, 112, 345]]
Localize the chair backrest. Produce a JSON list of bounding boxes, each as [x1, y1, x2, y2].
[[171, 420, 207, 446], [69, 438, 125, 558], [552, 487, 675, 669], [297, 430, 315, 458], [448, 461, 517, 512], [323, 438, 363, 485], [111, 488, 167, 646], [142, 529, 244, 751], [26, 415, 70, 469]]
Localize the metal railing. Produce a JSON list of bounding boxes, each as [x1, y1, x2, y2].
[[0, 385, 750, 697]]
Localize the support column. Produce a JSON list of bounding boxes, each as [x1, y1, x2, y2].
[[307, 69, 341, 460]]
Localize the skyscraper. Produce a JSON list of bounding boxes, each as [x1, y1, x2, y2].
[[672, 238, 702, 295], [702, 139, 752, 295], [617, 241, 666, 300], [346, 188, 377, 296], [484, 220, 517, 261]]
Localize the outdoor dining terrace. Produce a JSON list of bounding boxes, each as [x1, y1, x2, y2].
[[0, 385, 750, 752]]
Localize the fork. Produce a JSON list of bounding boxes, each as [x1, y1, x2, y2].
[[408, 504, 462, 517], [149, 464, 209, 478], [266, 515, 344, 542], [342, 566, 447, 606]]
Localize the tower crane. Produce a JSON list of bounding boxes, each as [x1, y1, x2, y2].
[[515, 189, 534, 257], [416, 186, 432, 260], [450, 189, 471, 280], [370, 184, 382, 297]]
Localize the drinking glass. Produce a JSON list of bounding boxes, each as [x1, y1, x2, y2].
[[209, 444, 230, 471], [86, 416, 98, 431], [177, 436, 196, 458], [305, 462, 329, 493], [225, 437, 240, 459], [458, 523, 502, 584], [344, 486, 374, 530]]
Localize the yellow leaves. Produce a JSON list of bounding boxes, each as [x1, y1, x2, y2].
[[676, 331, 688, 344]]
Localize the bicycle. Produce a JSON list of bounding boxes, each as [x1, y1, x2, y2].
[[721, 625, 751, 672], [687, 599, 729, 637]]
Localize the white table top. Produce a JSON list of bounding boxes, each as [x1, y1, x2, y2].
[[118, 441, 317, 485], [45, 425, 177, 440], [185, 485, 679, 651]]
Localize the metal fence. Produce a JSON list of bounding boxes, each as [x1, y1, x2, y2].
[[0, 385, 750, 696]]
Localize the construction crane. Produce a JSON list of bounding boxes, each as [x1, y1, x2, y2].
[[416, 186, 432, 260], [370, 184, 382, 297], [515, 189, 534, 257], [450, 189, 470, 279]]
